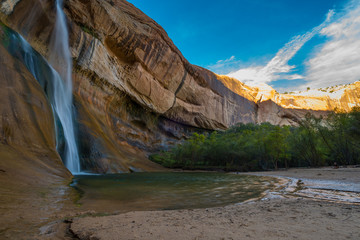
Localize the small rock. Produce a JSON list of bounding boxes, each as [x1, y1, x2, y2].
[[328, 213, 336, 217]]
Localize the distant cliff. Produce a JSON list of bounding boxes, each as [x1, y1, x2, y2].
[[219, 76, 360, 124], [0, 0, 359, 174]]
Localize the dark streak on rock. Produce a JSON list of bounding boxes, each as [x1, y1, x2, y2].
[[167, 71, 187, 111]]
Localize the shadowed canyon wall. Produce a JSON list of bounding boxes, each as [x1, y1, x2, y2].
[[0, 24, 74, 237], [0, 23, 71, 184], [0, 0, 359, 175]]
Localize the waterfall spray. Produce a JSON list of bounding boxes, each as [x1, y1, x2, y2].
[[48, 0, 80, 173]]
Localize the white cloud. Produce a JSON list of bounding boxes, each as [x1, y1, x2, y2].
[[207, 55, 242, 74], [215, 55, 236, 64], [226, 10, 334, 87], [219, 55, 235, 63], [305, 1, 360, 89]]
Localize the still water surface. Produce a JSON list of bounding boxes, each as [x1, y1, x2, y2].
[[72, 172, 278, 213]]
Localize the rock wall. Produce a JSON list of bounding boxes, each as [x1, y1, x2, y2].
[[1, 0, 258, 173], [274, 82, 360, 112], [0, 0, 359, 173], [0, 23, 71, 183], [1, 1, 359, 237], [0, 24, 74, 237]]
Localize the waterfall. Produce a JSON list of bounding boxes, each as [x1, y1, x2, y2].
[[48, 0, 81, 173], [5, 32, 81, 174], [0, 0, 81, 174]]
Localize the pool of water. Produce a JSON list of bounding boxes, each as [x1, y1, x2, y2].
[[72, 172, 278, 213]]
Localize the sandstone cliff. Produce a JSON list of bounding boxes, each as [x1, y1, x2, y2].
[[274, 82, 360, 112], [0, 0, 359, 175], [0, 23, 73, 237], [218, 76, 360, 125], [1, 0, 259, 174], [1, 1, 360, 238]]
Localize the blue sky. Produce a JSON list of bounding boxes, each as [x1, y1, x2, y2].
[[127, 0, 360, 92]]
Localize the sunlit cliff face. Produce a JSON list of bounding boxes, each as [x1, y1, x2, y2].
[[218, 75, 360, 112], [274, 81, 360, 112]]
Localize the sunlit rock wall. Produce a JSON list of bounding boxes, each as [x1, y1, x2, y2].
[[0, 0, 257, 173], [0, 0, 359, 173]]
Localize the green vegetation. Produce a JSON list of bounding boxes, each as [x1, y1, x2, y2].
[[150, 108, 360, 171], [78, 23, 99, 39]]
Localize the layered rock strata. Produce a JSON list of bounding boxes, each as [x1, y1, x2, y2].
[[1, 1, 359, 238], [0, 25, 73, 238], [0, 0, 359, 174]]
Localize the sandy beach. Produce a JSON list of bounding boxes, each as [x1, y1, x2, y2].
[[42, 167, 360, 240]]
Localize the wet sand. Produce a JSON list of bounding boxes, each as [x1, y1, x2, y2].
[[60, 167, 360, 240], [244, 167, 360, 185]]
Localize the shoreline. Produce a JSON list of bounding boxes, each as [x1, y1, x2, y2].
[[241, 167, 360, 204], [50, 167, 360, 240], [2, 167, 359, 239]]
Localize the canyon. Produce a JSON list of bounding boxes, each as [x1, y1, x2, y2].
[[1, 0, 359, 175], [0, 0, 359, 238]]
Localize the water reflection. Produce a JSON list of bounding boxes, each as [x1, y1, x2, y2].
[[73, 172, 278, 212]]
